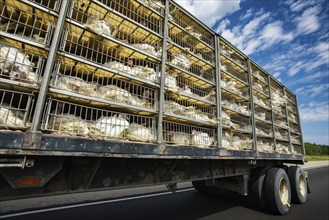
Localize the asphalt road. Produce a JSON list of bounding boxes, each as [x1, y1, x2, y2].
[[1, 166, 328, 220]]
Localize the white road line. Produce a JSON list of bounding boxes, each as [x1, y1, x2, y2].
[[0, 188, 195, 219]]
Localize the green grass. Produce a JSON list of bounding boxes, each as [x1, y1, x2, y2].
[[305, 155, 329, 161]]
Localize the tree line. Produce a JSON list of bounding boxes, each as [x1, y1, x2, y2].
[[305, 142, 329, 155]]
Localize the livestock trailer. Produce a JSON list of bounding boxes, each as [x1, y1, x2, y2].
[[0, 0, 307, 215]]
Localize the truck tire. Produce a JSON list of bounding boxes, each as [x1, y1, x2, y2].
[[287, 166, 307, 204], [263, 168, 291, 215], [250, 166, 268, 209]]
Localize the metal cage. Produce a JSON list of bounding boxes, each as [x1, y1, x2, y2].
[[50, 60, 158, 111], [0, 42, 44, 85], [0, 88, 34, 129], [222, 131, 253, 151], [42, 98, 157, 142], [163, 120, 216, 148], [0, 0, 54, 46]]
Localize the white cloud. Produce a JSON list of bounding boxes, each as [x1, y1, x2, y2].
[[243, 12, 271, 36], [217, 11, 293, 55], [296, 84, 329, 98], [273, 72, 281, 78], [240, 9, 252, 20], [174, 0, 241, 26], [300, 101, 329, 122], [286, 71, 329, 87], [312, 42, 329, 63], [259, 21, 294, 48], [295, 5, 321, 35], [288, 0, 317, 12]]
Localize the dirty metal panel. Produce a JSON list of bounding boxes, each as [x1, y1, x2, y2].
[[40, 135, 160, 155], [0, 131, 24, 149], [226, 150, 256, 158], [165, 146, 219, 157], [257, 152, 304, 160]]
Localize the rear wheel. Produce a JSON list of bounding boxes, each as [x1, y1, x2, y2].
[[250, 166, 268, 209], [263, 168, 291, 215], [288, 166, 307, 204]]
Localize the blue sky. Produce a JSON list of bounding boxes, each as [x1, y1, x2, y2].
[[175, 0, 329, 145]]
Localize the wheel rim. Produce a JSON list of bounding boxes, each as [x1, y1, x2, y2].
[[279, 178, 289, 205], [299, 175, 307, 196]]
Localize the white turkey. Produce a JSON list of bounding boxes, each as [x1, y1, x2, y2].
[[220, 49, 233, 57], [51, 74, 98, 97], [140, 0, 165, 10], [183, 108, 217, 124], [257, 140, 273, 153], [253, 70, 266, 82], [291, 147, 298, 155], [170, 53, 191, 70], [185, 26, 202, 40], [276, 143, 290, 154], [98, 85, 130, 103], [275, 130, 288, 140], [49, 113, 90, 136], [171, 132, 191, 146], [19, 33, 46, 44], [255, 112, 266, 121], [93, 114, 129, 139], [164, 100, 193, 115], [221, 79, 227, 88], [276, 120, 288, 129], [256, 127, 272, 137], [84, 17, 112, 36], [221, 111, 231, 126], [202, 90, 216, 102], [290, 127, 300, 135], [241, 124, 252, 132], [253, 96, 269, 110], [223, 80, 243, 96], [253, 82, 263, 93], [0, 45, 38, 83], [0, 104, 26, 128], [220, 63, 228, 71], [131, 43, 160, 57], [222, 132, 231, 149], [165, 72, 179, 93], [222, 99, 250, 115], [98, 85, 151, 108], [191, 130, 214, 148], [126, 123, 155, 142], [287, 105, 294, 112], [290, 135, 300, 144], [180, 85, 193, 96], [131, 66, 156, 81], [195, 111, 217, 124], [271, 90, 287, 112], [289, 113, 297, 123], [231, 135, 253, 150], [104, 61, 131, 74], [235, 104, 251, 116]]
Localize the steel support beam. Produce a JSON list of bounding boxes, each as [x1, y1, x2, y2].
[[156, 0, 169, 145], [31, 0, 72, 132]]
